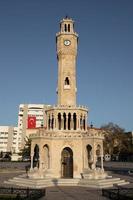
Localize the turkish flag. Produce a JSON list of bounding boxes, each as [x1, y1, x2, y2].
[[27, 116, 36, 129]]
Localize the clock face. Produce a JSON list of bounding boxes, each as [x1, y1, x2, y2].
[[64, 40, 71, 46]]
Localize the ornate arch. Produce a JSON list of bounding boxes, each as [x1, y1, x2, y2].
[[33, 144, 39, 168], [43, 144, 50, 169], [61, 147, 73, 178]]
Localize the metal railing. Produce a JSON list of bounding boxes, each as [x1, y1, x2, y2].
[[0, 187, 45, 199], [102, 187, 133, 200]]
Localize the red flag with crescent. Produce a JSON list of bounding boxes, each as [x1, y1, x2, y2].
[[27, 116, 36, 129]]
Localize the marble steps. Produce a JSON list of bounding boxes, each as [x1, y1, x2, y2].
[[117, 181, 130, 186], [5, 176, 129, 189], [5, 178, 54, 188], [17, 177, 79, 185], [5, 177, 80, 188], [79, 178, 129, 188], [97, 177, 130, 186]]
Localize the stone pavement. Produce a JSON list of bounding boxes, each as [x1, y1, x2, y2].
[[0, 162, 132, 200], [0, 167, 26, 188], [39, 186, 109, 200]]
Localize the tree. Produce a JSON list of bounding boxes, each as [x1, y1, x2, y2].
[[20, 137, 31, 159], [101, 122, 128, 156]]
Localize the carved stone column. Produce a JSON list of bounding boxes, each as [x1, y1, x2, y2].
[[85, 115, 88, 131], [54, 114, 56, 130], [39, 147, 43, 171], [30, 154, 34, 170], [61, 113, 63, 130], [77, 115, 80, 130], [66, 114, 68, 130], [71, 113, 73, 130], [30, 143, 34, 170], [46, 115, 48, 130], [92, 143, 97, 169], [101, 144, 104, 170], [57, 114, 59, 130]]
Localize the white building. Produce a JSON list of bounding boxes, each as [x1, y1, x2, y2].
[[17, 104, 51, 149], [0, 126, 19, 153]]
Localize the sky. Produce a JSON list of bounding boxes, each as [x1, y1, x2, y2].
[[0, 0, 133, 131]]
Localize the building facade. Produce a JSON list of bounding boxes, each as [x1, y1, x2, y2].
[[17, 104, 51, 149], [0, 126, 19, 153], [29, 17, 105, 179]]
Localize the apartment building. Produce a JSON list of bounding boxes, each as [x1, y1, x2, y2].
[[0, 126, 19, 153], [17, 104, 51, 149]]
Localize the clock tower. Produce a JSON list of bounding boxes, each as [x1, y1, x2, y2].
[[20, 17, 105, 186], [56, 17, 78, 106]]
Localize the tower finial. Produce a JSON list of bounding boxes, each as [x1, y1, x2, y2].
[[90, 122, 93, 128], [65, 15, 70, 19]]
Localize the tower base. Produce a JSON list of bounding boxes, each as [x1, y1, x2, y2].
[[5, 173, 129, 189]]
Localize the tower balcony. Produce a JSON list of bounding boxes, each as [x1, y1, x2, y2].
[[56, 32, 78, 37], [52, 104, 88, 110], [45, 105, 89, 132]]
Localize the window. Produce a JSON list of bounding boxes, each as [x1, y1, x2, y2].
[[65, 77, 70, 85], [68, 24, 70, 32], [65, 24, 67, 32]]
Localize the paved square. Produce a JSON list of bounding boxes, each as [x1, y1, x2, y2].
[[39, 186, 108, 200]]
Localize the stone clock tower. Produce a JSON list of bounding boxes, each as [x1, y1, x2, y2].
[[56, 18, 78, 106], [28, 17, 105, 183]]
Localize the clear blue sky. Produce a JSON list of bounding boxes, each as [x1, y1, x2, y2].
[[0, 0, 133, 131]]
